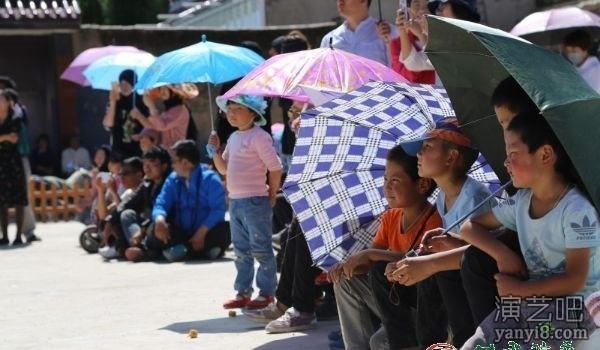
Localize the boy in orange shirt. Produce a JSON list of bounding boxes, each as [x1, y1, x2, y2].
[[328, 145, 441, 350]]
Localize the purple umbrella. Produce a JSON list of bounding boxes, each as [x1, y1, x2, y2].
[[60, 45, 142, 86], [510, 6, 600, 45]]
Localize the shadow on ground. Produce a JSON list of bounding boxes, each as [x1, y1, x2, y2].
[[161, 316, 266, 334]]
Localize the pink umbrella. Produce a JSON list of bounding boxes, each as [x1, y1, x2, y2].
[[221, 47, 406, 103], [60, 45, 142, 86], [510, 6, 600, 45]]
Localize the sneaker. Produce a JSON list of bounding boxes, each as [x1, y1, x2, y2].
[[223, 294, 251, 309], [99, 246, 120, 259], [265, 307, 316, 333], [243, 302, 285, 324], [162, 244, 187, 262], [246, 294, 275, 310], [26, 233, 42, 243]]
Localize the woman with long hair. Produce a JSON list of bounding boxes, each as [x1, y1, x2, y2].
[[0, 89, 28, 245]]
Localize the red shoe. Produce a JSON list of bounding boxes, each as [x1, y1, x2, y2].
[[315, 272, 330, 286], [245, 294, 274, 310], [223, 294, 251, 309]]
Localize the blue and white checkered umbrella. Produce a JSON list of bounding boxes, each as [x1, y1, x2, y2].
[[282, 81, 502, 270]]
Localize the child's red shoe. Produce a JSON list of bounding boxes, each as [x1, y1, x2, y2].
[[223, 294, 251, 309], [245, 294, 274, 310]]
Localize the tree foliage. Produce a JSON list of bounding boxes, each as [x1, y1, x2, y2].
[[78, 0, 169, 25]]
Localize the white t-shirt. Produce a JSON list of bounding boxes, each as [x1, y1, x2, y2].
[[436, 176, 494, 231], [493, 188, 600, 298], [577, 56, 600, 93]]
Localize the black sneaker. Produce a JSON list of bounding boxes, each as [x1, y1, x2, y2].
[[12, 237, 24, 246], [0, 237, 8, 246], [26, 233, 42, 243]]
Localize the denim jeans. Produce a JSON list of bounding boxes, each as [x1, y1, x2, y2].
[[120, 209, 140, 245], [230, 196, 277, 296]]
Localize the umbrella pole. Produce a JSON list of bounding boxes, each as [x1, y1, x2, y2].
[[207, 82, 215, 132], [442, 180, 513, 235], [378, 0, 382, 22]]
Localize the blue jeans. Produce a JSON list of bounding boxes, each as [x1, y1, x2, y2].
[[120, 209, 140, 245], [229, 196, 277, 296]]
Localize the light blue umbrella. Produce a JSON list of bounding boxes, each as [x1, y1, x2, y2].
[[134, 34, 265, 131], [82, 51, 156, 90]]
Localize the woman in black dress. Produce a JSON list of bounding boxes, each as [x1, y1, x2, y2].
[[0, 89, 28, 245]]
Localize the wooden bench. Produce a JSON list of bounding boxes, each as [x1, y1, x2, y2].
[[9, 178, 92, 222]]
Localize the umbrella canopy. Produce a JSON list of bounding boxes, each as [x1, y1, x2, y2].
[[510, 6, 600, 45], [282, 81, 501, 269], [134, 34, 264, 90], [82, 51, 156, 90], [425, 15, 600, 210], [221, 47, 406, 103], [60, 45, 141, 86]]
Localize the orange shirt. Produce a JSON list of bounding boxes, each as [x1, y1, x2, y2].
[[372, 204, 442, 253]]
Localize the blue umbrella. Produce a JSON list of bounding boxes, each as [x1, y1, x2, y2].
[[82, 51, 156, 90], [282, 81, 502, 270], [135, 34, 264, 131]]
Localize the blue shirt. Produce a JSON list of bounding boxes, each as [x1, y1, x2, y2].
[[436, 176, 494, 231], [152, 165, 226, 235], [493, 188, 600, 298], [320, 16, 391, 67]]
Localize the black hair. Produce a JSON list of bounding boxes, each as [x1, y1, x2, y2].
[[108, 150, 124, 164], [94, 145, 111, 172], [0, 76, 16, 89], [281, 35, 309, 53], [118, 69, 136, 87], [240, 41, 263, 58], [3, 88, 18, 103], [387, 145, 437, 197], [491, 77, 539, 115], [143, 145, 172, 168], [449, 1, 480, 22], [441, 141, 479, 177], [563, 29, 592, 51], [270, 35, 287, 54], [163, 90, 184, 110], [172, 139, 200, 166], [506, 113, 580, 186], [122, 156, 144, 174]]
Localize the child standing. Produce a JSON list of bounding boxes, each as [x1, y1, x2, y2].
[[209, 95, 282, 310], [459, 113, 600, 349]]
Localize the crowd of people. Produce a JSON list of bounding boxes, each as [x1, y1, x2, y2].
[[2, 0, 600, 349]]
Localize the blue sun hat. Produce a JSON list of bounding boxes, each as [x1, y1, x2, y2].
[[216, 94, 268, 126]]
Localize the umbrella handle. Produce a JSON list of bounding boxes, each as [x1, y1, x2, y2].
[[206, 130, 217, 158], [441, 180, 512, 235], [409, 181, 512, 257]]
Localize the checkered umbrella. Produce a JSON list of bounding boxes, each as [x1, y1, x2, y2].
[[282, 81, 502, 270]]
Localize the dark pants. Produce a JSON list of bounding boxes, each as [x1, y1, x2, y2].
[[369, 261, 418, 349], [275, 219, 322, 313], [145, 221, 231, 259], [461, 229, 522, 325]]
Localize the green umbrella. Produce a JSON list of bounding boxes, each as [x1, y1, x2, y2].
[[425, 15, 600, 210]]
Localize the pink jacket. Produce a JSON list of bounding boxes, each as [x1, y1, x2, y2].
[[149, 104, 190, 150]]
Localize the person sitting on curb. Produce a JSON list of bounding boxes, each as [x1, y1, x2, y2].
[[147, 140, 229, 262]]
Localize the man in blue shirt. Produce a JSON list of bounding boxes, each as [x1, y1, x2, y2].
[[148, 140, 229, 262], [320, 0, 394, 66]]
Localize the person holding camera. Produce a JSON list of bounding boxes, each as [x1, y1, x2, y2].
[[103, 69, 148, 158]]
